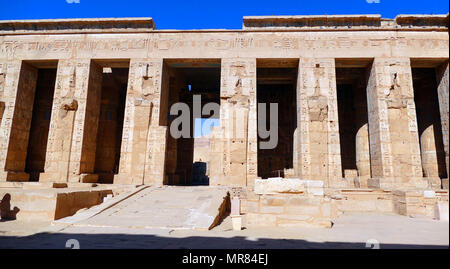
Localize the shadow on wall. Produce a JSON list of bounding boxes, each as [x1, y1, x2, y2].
[[0, 194, 20, 221], [0, 102, 5, 125], [0, 232, 447, 249]]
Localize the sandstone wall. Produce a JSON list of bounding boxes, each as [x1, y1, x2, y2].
[[0, 17, 448, 189]]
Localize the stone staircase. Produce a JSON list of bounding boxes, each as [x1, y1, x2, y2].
[[55, 186, 230, 230]]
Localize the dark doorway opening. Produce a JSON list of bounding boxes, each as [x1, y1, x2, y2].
[[337, 83, 357, 173], [94, 67, 129, 183], [25, 68, 57, 181], [256, 60, 298, 179], [335, 62, 371, 186], [412, 67, 447, 180], [162, 60, 221, 185]]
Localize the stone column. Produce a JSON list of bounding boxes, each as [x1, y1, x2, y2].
[[436, 62, 449, 180], [354, 80, 371, 187], [78, 61, 102, 182], [295, 58, 342, 187], [420, 125, 440, 179], [114, 59, 167, 185], [0, 63, 6, 124], [162, 66, 180, 185], [366, 58, 425, 189], [210, 58, 257, 187], [0, 61, 37, 181], [40, 59, 102, 183]]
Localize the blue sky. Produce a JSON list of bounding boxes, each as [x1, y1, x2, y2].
[[0, 0, 448, 29], [194, 118, 220, 138]]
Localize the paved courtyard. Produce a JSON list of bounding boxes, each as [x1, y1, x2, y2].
[[0, 213, 448, 249], [61, 186, 229, 230]]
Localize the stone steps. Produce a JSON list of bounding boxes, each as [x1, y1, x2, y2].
[[56, 186, 230, 230]]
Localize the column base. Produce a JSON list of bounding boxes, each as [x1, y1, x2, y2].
[[368, 177, 429, 190], [79, 173, 98, 183], [114, 173, 163, 185], [0, 171, 29, 182], [114, 173, 134, 185], [40, 172, 99, 183], [352, 176, 370, 188], [332, 178, 355, 188], [425, 176, 443, 189], [39, 172, 66, 183]]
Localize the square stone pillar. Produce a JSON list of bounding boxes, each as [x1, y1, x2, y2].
[[436, 62, 449, 180], [295, 58, 343, 187], [114, 59, 167, 185], [210, 58, 257, 187], [0, 61, 37, 181], [367, 58, 426, 189], [40, 59, 102, 183], [354, 80, 371, 188]]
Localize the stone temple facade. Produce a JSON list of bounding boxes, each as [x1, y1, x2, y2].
[[0, 15, 448, 195]]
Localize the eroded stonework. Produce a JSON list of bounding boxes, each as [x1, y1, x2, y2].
[[0, 15, 448, 193]]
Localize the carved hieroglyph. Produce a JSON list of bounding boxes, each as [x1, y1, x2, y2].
[[210, 58, 256, 187], [367, 58, 425, 188], [0, 62, 37, 181], [436, 63, 449, 179], [295, 58, 342, 187], [40, 59, 101, 183], [0, 61, 21, 180], [0, 16, 448, 189], [114, 59, 167, 185]]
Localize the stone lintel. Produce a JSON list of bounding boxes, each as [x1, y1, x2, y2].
[[243, 14, 449, 30], [1, 14, 447, 35], [243, 15, 381, 29], [0, 17, 156, 34], [395, 14, 449, 28]]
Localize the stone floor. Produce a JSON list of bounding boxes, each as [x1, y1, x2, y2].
[[68, 186, 229, 230], [0, 213, 448, 249]]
